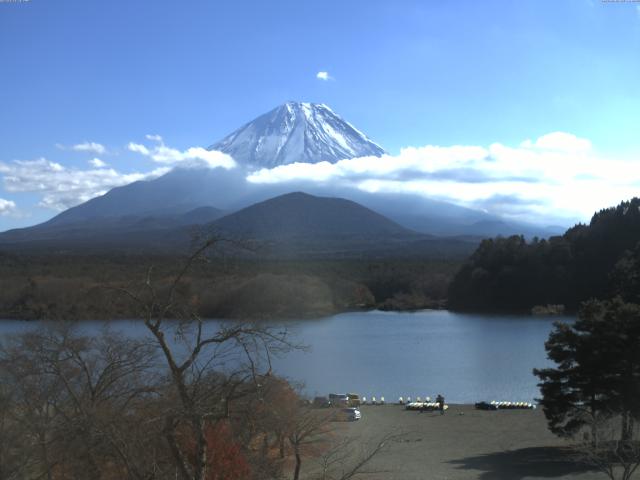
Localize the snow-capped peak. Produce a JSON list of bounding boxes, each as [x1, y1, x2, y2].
[[208, 101, 386, 168]]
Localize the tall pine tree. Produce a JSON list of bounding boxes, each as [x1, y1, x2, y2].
[[534, 298, 640, 442]]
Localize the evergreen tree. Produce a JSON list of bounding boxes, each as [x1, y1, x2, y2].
[[449, 198, 640, 312], [534, 299, 640, 442]]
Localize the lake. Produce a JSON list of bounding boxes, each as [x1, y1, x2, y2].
[[0, 310, 567, 404]]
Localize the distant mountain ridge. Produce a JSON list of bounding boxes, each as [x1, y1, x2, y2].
[[209, 101, 386, 167], [0, 206, 225, 244], [206, 192, 480, 259], [0, 191, 479, 258], [212, 191, 412, 239]]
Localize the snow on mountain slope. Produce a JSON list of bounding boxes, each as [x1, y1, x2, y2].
[[208, 102, 386, 167]]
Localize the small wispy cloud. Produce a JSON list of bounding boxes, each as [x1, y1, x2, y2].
[[89, 158, 107, 168], [519, 131, 591, 152], [0, 198, 17, 216], [71, 141, 106, 155], [128, 143, 150, 156], [56, 142, 107, 155], [127, 135, 236, 170], [316, 71, 333, 81]]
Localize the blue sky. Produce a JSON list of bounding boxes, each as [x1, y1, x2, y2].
[[1, 0, 639, 230]]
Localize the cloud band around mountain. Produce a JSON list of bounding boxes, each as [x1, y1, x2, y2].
[[1, 131, 635, 224], [127, 135, 236, 169], [0, 158, 169, 211], [246, 132, 637, 223], [0, 136, 236, 212]]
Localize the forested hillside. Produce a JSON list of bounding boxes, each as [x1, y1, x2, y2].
[[0, 254, 458, 320], [448, 198, 640, 312]]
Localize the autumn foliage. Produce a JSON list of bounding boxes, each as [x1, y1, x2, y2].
[[180, 421, 251, 480]]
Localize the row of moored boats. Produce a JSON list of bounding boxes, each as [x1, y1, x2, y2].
[[474, 401, 536, 410]]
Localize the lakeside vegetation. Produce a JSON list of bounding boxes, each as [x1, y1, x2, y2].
[[449, 198, 640, 313], [0, 253, 459, 321]]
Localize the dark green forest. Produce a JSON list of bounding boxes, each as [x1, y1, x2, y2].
[[0, 253, 459, 320], [448, 197, 640, 313]]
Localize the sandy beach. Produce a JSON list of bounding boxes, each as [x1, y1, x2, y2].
[[316, 404, 607, 480]]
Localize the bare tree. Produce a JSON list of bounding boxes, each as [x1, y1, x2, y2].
[[312, 432, 403, 480], [0, 237, 305, 479], [0, 382, 34, 480], [0, 349, 61, 479], [0, 323, 165, 479], [286, 406, 335, 480], [117, 237, 297, 480], [576, 411, 640, 480]]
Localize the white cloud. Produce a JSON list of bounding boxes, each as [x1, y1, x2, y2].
[[128, 142, 150, 156], [0, 158, 169, 211], [316, 71, 332, 81], [520, 132, 591, 152], [71, 142, 106, 155], [128, 136, 236, 170], [0, 198, 17, 216], [89, 158, 107, 168], [0, 135, 236, 214], [247, 131, 640, 223], [248, 145, 489, 183]]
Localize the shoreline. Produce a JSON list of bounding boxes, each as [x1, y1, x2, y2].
[[0, 305, 577, 323]]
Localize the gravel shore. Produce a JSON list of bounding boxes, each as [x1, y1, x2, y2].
[[321, 404, 607, 480]]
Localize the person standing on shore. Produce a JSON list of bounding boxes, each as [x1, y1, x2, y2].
[[436, 394, 445, 415]]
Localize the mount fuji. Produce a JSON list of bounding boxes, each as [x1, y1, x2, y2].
[[209, 101, 386, 167]]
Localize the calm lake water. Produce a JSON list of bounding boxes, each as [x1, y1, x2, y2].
[[0, 310, 568, 404]]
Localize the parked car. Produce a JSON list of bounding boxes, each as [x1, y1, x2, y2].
[[329, 393, 349, 406], [334, 407, 362, 421], [313, 396, 331, 408]]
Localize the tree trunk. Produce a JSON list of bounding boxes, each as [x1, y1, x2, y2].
[[621, 411, 631, 443], [293, 447, 301, 480], [279, 434, 285, 459], [86, 449, 102, 480], [194, 416, 208, 480], [164, 418, 193, 480], [39, 430, 53, 480], [590, 405, 598, 448]]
